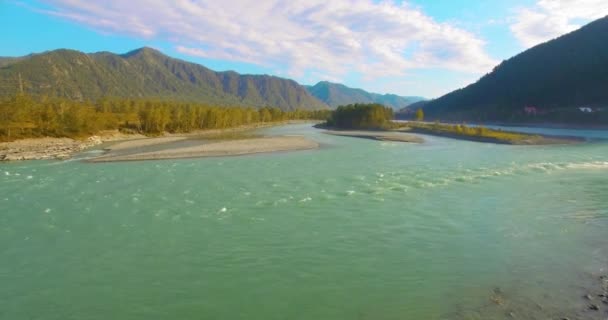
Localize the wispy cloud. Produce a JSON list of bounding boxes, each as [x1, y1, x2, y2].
[[510, 0, 608, 48], [38, 0, 497, 81]]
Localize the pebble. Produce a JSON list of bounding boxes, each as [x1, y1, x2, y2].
[[588, 303, 599, 311]]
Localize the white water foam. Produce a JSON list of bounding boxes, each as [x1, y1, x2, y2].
[[362, 160, 608, 195], [565, 161, 608, 170], [299, 197, 312, 202]]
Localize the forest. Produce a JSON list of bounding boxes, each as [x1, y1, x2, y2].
[[326, 103, 394, 129], [420, 16, 608, 123], [0, 94, 331, 141], [0, 47, 327, 111]]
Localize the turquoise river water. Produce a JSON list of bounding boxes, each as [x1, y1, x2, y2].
[[1, 124, 608, 319]]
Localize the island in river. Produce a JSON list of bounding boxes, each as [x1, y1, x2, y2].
[[397, 122, 584, 145], [322, 104, 584, 145]]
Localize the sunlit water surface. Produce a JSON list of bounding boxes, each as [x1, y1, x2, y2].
[[1, 124, 607, 319]]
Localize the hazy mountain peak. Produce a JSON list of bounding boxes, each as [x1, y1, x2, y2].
[[307, 81, 424, 109]]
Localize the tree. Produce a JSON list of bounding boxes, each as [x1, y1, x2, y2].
[[416, 108, 424, 121], [0, 94, 331, 141], [329, 103, 393, 129]]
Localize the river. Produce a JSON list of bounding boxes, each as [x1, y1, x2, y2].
[[1, 124, 607, 319]]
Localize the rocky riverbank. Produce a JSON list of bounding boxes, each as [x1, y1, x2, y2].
[[0, 131, 147, 161], [0, 121, 318, 162], [445, 270, 608, 320], [0, 136, 100, 161]]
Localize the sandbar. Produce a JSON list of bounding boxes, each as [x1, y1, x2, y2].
[[324, 130, 424, 143], [89, 136, 319, 162]]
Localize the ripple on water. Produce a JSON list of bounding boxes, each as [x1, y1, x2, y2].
[[360, 160, 608, 193], [566, 161, 608, 169], [2, 125, 607, 320]]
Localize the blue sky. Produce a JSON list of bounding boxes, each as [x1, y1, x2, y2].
[[1, 0, 606, 98]]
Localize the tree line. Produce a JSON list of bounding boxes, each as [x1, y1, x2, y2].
[[0, 94, 331, 141], [326, 103, 394, 129]]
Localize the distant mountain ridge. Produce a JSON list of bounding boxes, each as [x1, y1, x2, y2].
[[419, 16, 608, 122], [306, 81, 424, 109], [0, 56, 28, 67], [0, 47, 328, 111]]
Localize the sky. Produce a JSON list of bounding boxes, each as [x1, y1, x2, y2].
[[1, 0, 607, 98]]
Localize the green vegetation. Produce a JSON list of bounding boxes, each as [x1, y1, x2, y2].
[[421, 16, 608, 124], [0, 47, 327, 111], [0, 94, 331, 141], [326, 103, 394, 129], [306, 81, 424, 109], [403, 122, 539, 144]]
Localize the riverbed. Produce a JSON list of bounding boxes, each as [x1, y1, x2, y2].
[[1, 124, 607, 319]]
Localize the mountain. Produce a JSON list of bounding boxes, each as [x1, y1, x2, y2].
[[306, 81, 424, 109], [0, 47, 328, 111], [420, 16, 608, 123], [398, 100, 428, 113], [0, 56, 28, 67]]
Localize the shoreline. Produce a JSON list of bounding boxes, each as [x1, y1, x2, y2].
[[0, 131, 147, 161], [0, 121, 318, 162], [316, 123, 582, 145], [470, 121, 608, 131], [403, 127, 583, 145], [323, 130, 424, 143], [400, 120, 608, 131], [392, 121, 586, 145], [88, 136, 319, 162]]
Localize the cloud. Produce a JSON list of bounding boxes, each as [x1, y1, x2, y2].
[[511, 0, 608, 48], [38, 0, 497, 82]]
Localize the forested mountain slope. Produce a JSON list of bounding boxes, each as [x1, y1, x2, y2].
[[0, 47, 328, 111], [421, 16, 608, 123]]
